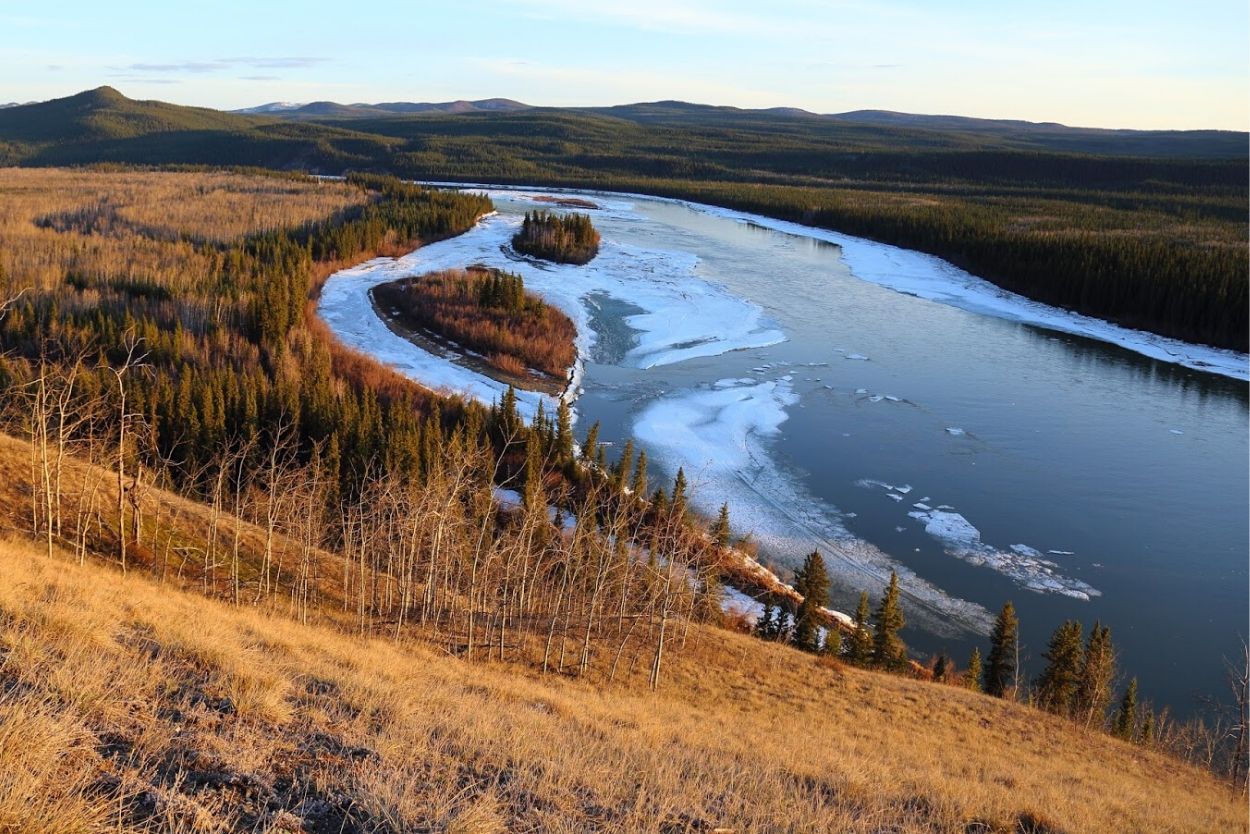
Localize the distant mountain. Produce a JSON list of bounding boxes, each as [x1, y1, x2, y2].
[[0, 86, 400, 169], [236, 101, 305, 114], [233, 98, 531, 120], [0, 86, 263, 144], [826, 109, 1247, 156]]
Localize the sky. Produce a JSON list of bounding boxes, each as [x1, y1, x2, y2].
[[2, 0, 1247, 130]]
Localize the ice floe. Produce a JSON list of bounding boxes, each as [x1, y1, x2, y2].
[[635, 379, 993, 635], [906, 507, 1100, 600]]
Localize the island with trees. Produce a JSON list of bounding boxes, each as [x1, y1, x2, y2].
[[512, 210, 601, 264], [372, 266, 576, 391]]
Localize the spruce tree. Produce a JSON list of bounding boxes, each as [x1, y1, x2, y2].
[[775, 608, 792, 643], [871, 571, 906, 670], [965, 648, 983, 692], [581, 421, 600, 463], [822, 627, 842, 657], [554, 398, 574, 466], [984, 601, 1019, 698], [792, 550, 829, 653], [1113, 677, 1138, 740], [1140, 708, 1155, 746], [613, 439, 634, 491], [847, 591, 873, 665], [630, 450, 648, 497], [756, 605, 776, 640], [712, 503, 731, 548], [933, 654, 948, 683], [1075, 623, 1116, 729], [671, 468, 688, 518], [1034, 620, 1084, 716]]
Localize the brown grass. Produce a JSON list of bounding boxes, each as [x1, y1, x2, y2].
[[0, 537, 1241, 834], [0, 167, 366, 295]]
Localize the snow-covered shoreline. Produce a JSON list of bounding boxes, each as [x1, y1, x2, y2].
[[318, 201, 784, 421], [424, 182, 1249, 383]]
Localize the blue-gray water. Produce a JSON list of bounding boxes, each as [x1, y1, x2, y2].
[[494, 192, 1248, 717]]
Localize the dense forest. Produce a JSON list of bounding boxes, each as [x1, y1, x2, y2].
[[512, 210, 601, 264], [1, 89, 1242, 350], [372, 267, 576, 380]]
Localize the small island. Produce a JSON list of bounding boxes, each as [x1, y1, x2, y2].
[[512, 210, 601, 265], [371, 267, 576, 392]]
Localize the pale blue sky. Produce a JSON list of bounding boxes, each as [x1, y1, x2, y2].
[[3, 0, 1246, 129]]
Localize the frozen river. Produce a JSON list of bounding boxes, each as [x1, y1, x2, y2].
[[320, 187, 1249, 716]]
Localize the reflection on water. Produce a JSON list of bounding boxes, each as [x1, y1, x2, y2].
[[487, 190, 1247, 717]]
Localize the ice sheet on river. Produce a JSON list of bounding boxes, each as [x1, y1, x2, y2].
[[634, 378, 994, 635], [432, 183, 1247, 381], [318, 208, 784, 420]]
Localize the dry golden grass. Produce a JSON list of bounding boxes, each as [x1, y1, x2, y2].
[[0, 167, 366, 294], [0, 537, 1242, 834]]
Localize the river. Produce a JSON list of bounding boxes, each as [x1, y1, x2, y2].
[[319, 187, 1249, 717]]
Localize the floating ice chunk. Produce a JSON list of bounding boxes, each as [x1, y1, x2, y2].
[[922, 511, 982, 546], [887, 493, 904, 502], [913, 502, 932, 511], [868, 395, 884, 403], [946, 427, 966, 436], [1047, 550, 1075, 555], [884, 395, 901, 402], [1169, 428, 1184, 435], [895, 485, 913, 494], [854, 388, 868, 394], [937, 504, 955, 510], [908, 506, 1100, 599], [845, 353, 870, 361], [895, 526, 907, 532]]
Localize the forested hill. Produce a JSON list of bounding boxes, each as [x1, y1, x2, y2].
[[1, 87, 1246, 350]]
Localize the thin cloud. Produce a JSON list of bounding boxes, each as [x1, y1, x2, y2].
[[120, 57, 328, 75]]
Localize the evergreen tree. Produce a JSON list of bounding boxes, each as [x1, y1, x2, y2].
[[523, 433, 544, 514], [554, 399, 573, 465], [984, 601, 1019, 698], [1075, 623, 1116, 729], [581, 421, 600, 463], [822, 626, 842, 657], [791, 550, 830, 652], [1140, 708, 1155, 746], [933, 654, 948, 683], [711, 502, 731, 548], [756, 604, 776, 640], [613, 439, 634, 491], [671, 467, 688, 518], [1113, 677, 1138, 740], [847, 591, 873, 665], [1034, 620, 1084, 716], [775, 608, 792, 643], [965, 648, 983, 692], [871, 571, 907, 670], [630, 450, 648, 497]]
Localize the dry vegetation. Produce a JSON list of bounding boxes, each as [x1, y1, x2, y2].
[[372, 267, 577, 382], [0, 167, 366, 291], [0, 537, 1244, 834]]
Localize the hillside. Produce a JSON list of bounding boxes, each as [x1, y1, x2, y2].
[[1, 536, 1243, 834], [0, 88, 1241, 350]]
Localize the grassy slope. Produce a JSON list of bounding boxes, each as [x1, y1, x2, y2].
[[1, 536, 1243, 834]]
